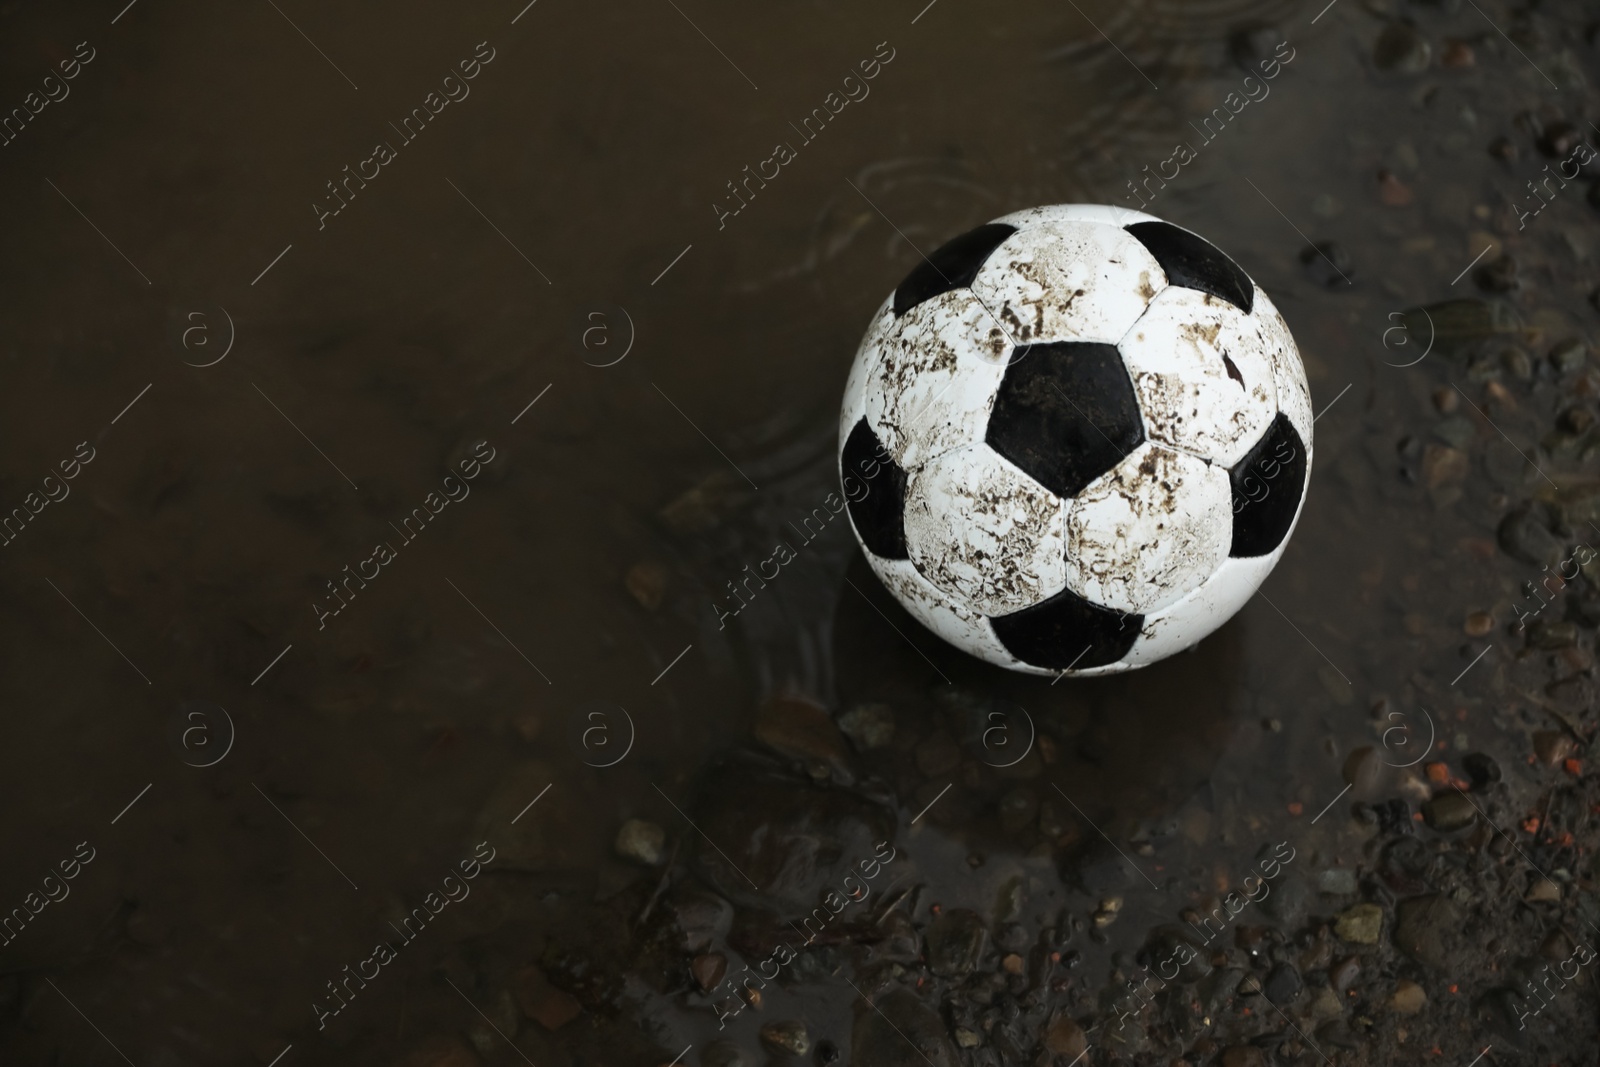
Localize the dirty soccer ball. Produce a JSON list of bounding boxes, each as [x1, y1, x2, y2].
[[838, 204, 1312, 676]]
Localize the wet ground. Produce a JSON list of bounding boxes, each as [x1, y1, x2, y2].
[[0, 0, 1598, 1063]]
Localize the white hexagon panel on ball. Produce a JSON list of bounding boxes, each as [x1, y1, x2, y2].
[[837, 204, 1312, 676]]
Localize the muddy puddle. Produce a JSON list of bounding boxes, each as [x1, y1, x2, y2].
[[0, 0, 1597, 1063]]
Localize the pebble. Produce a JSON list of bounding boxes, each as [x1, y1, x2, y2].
[[952, 1029, 980, 1049], [1377, 168, 1414, 206], [1373, 22, 1432, 72], [1264, 962, 1303, 1003], [691, 953, 727, 990], [1533, 730, 1577, 766], [1043, 1013, 1087, 1056], [836, 703, 895, 751], [1318, 868, 1359, 896], [1229, 22, 1289, 71], [1528, 621, 1577, 649], [1331, 954, 1362, 993], [1525, 877, 1561, 903], [512, 967, 582, 1031], [614, 818, 667, 866], [1462, 752, 1501, 789], [1549, 338, 1588, 372], [1498, 506, 1561, 566], [624, 561, 668, 610], [759, 1021, 810, 1057], [1391, 980, 1427, 1014], [1335, 904, 1384, 945], [701, 1040, 746, 1067], [1464, 611, 1494, 635], [1441, 40, 1474, 66], [1422, 793, 1476, 832], [1476, 255, 1518, 292], [1342, 746, 1383, 798], [925, 908, 989, 977], [1422, 444, 1468, 488], [753, 697, 851, 780], [1310, 987, 1344, 1020]]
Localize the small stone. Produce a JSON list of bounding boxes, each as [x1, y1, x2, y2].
[[1264, 962, 1303, 1003], [614, 818, 666, 866], [1525, 877, 1561, 903], [1318, 868, 1359, 896], [1421, 444, 1468, 488], [1433, 387, 1458, 414], [836, 703, 894, 751], [1528, 621, 1577, 649], [1229, 23, 1289, 71], [1463, 611, 1493, 636], [1441, 40, 1474, 66], [1001, 953, 1024, 975], [759, 1020, 810, 1057], [1377, 168, 1414, 206], [952, 1029, 980, 1049], [1499, 506, 1561, 566], [625, 561, 668, 610], [1374, 23, 1431, 72], [1560, 406, 1596, 434], [1043, 1013, 1087, 1056], [1477, 255, 1518, 292], [1236, 973, 1261, 995], [691, 953, 727, 990], [1550, 337, 1589, 372], [1462, 752, 1501, 789], [754, 697, 850, 778], [1422, 793, 1476, 832], [1391, 980, 1427, 1014], [1310, 987, 1343, 1020], [1300, 242, 1353, 286], [701, 1040, 746, 1067], [1538, 121, 1582, 158], [925, 908, 989, 977], [1342, 746, 1383, 799], [1335, 904, 1384, 945], [512, 967, 582, 1031], [1331, 954, 1362, 993], [1533, 730, 1577, 766]]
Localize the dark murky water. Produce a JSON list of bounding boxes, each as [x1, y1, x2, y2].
[[2, 0, 1598, 1064]]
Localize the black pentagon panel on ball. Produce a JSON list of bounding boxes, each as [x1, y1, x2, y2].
[[892, 222, 1017, 317], [985, 342, 1145, 498], [1229, 412, 1307, 558], [990, 586, 1142, 670], [1126, 220, 1254, 314], [841, 418, 909, 560]]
